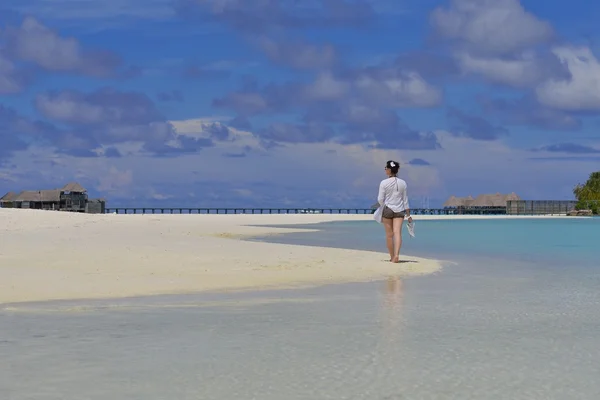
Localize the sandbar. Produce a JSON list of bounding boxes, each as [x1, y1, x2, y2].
[[0, 209, 577, 305], [1, 209, 444, 305]]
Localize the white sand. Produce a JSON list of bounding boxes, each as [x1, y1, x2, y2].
[[0, 209, 573, 305], [0, 209, 438, 305]]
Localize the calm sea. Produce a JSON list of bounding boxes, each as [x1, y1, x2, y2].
[[2, 217, 600, 399]]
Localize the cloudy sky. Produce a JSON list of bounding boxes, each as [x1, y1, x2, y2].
[[1, 0, 599, 208]]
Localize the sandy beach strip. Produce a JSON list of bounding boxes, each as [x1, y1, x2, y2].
[[0, 209, 575, 305], [0, 209, 439, 305]]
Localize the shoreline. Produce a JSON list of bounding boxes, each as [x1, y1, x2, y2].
[[0, 209, 444, 306], [0, 209, 590, 306], [103, 212, 578, 220]]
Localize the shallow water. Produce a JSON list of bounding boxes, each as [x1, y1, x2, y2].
[[247, 217, 600, 266], [3, 262, 600, 399], [3, 218, 600, 399]]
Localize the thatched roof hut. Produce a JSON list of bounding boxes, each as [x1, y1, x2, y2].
[[1, 183, 86, 204], [443, 196, 459, 207], [443, 195, 474, 208], [471, 193, 499, 207], [504, 192, 521, 202], [443, 192, 522, 209], [11, 190, 62, 202], [62, 182, 86, 193], [471, 193, 522, 207], [0, 192, 17, 202], [0, 182, 97, 212]]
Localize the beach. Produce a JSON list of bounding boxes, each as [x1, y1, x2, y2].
[[0, 209, 438, 305], [0, 209, 576, 305], [3, 210, 599, 399]]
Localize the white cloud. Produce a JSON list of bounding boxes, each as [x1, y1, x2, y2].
[[431, 0, 553, 55], [1, 120, 442, 204], [3, 122, 596, 205], [291, 68, 442, 108], [3, 17, 120, 76], [0, 54, 22, 94], [170, 117, 239, 134], [96, 167, 134, 194], [150, 192, 174, 201], [0, 170, 18, 183], [408, 131, 596, 199], [254, 36, 337, 70], [455, 51, 544, 87], [429, 0, 567, 91], [353, 70, 442, 108], [170, 118, 261, 150], [304, 72, 350, 101], [10, 17, 82, 71], [535, 46, 600, 111], [35, 92, 105, 124]]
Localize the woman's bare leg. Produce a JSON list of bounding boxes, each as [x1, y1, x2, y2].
[[383, 217, 394, 261], [391, 217, 404, 263]]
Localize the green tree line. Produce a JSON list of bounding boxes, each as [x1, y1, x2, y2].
[[573, 171, 600, 214]]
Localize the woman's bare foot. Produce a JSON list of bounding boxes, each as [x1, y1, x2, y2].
[[391, 256, 400, 263]]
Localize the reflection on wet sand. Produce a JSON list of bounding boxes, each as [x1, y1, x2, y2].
[[379, 276, 404, 345]]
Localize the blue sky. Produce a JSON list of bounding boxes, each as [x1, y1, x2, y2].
[[1, 0, 600, 208]]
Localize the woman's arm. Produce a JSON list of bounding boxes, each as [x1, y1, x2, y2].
[[403, 185, 412, 219]]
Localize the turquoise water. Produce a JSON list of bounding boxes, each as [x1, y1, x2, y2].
[[248, 217, 600, 267], [3, 217, 600, 399]]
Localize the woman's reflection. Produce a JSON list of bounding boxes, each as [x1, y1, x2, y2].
[[380, 276, 404, 344]]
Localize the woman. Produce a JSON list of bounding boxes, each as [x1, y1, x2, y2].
[[374, 160, 413, 263]]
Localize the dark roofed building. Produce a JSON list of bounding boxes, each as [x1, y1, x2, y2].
[[0, 182, 104, 213], [0, 192, 18, 207], [62, 182, 87, 193], [60, 182, 87, 211], [12, 190, 62, 203]]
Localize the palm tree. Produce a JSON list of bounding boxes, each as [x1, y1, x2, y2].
[[573, 172, 600, 199], [573, 171, 600, 214]]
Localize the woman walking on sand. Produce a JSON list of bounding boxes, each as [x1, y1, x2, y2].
[[374, 160, 413, 263]]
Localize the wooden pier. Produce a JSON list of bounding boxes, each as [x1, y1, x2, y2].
[[104, 207, 509, 215]]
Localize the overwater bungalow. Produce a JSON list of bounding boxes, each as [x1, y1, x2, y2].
[[0, 182, 105, 213], [443, 193, 521, 213], [442, 195, 475, 209]]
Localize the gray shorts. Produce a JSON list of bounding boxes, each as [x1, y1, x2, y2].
[[382, 206, 405, 219]]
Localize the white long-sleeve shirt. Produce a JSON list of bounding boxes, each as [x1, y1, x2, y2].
[[377, 177, 410, 213]]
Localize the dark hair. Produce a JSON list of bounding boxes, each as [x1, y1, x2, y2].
[[386, 160, 400, 175]]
